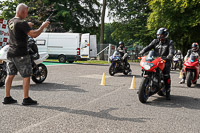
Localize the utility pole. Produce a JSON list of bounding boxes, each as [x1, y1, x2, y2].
[[100, 0, 106, 60]]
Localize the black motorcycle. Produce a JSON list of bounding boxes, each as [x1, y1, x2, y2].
[[109, 51, 131, 76]]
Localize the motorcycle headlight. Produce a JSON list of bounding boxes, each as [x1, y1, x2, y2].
[[143, 65, 151, 70], [141, 62, 154, 70], [115, 56, 119, 59]]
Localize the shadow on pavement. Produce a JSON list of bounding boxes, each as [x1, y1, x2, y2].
[[173, 84, 200, 89], [31, 106, 150, 123], [146, 95, 200, 110], [9, 83, 87, 93]]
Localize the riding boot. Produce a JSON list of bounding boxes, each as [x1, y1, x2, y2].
[[179, 78, 185, 84], [179, 69, 185, 84]]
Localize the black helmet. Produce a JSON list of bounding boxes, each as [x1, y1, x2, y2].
[[177, 50, 181, 54], [119, 41, 124, 45], [28, 37, 35, 45], [192, 42, 199, 51], [156, 28, 169, 39], [119, 41, 124, 47]]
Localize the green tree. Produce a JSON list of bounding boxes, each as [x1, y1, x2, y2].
[[106, 0, 151, 47], [148, 0, 200, 54], [0, 0, 101, 34], [104, 23, 117, 45]]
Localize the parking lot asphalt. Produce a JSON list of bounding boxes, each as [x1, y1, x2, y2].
[[0, 62, 200, 133]]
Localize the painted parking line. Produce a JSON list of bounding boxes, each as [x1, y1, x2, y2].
[[42, 62, 76, 66], [79, 74, 112, 79]]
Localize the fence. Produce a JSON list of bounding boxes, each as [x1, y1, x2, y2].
[[97, 44, 116, 62], [97, 44, 143, 61]]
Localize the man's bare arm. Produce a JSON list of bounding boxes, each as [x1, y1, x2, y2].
[[27, 21, 50, 38]]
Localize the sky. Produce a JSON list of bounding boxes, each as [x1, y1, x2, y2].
[[99, 0, 113, 23]]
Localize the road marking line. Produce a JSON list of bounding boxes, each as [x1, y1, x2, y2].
[[79, 74, 112, 79]]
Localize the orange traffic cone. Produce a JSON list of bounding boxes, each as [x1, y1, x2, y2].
[[100, 72, 106, 86], [129, 76, 136, 90], [179, 70, 183, 79]]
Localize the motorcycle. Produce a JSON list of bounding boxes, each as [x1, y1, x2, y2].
[[109, 51, 131, 76], [172, 55, 183, 70], [0, 43, 49, 87], [138, 51, 166, 103], [184, 52, 200, 87]]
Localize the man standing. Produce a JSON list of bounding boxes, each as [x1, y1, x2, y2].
[[2, 3, 49, 105]]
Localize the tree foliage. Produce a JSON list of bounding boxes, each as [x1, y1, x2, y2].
[[0, 0, 101, 34], [148, 0, 200, 54], [1, 0, 200, 54], [106, 0, 151, 46]]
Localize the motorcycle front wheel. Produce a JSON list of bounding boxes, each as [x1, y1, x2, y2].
[[138, 78, 150, 103], [174, 62, 178, 70], [32, 63, 48, 84], [109, 64, 115, 76], [123, 63, 130, 75], [186, 71, 193, 87]]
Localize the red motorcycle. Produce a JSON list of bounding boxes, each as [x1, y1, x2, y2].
[[184, 52, 200, 87], [138, 51, 166, 103]]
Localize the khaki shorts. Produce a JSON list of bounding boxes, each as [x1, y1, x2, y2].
[[7, 55, 32, 77]]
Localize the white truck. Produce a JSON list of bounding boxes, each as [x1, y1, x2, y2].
[[35, 32, 97, 63]]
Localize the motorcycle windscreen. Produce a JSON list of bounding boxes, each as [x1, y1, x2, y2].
[[111, 51, 121, 60], [146, 51, 159, 61], [189, 53, 199, 62]]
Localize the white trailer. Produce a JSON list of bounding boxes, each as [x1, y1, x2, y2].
[[36, 32, 97, 63]]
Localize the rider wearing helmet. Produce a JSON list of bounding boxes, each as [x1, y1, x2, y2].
[[172, 50, 183, 70], [139, 27, 174, 100], [117, 41, 128, 65], [175, 50, 183, 59], [179, 42, 200, 84]]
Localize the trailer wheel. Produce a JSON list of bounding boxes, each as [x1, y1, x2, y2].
[[58, 55, 66, 63]]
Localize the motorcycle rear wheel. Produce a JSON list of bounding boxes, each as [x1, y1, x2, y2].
[[186, 71, 192, 87], [0, 66, 6, 87], [109, 64, 115, 76], [32, 63, 48, 84], [138, 78, 150, 103]]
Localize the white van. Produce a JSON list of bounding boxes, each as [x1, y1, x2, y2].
[[36, 33, 97, 63]]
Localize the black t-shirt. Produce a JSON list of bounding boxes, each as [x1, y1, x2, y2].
[[7, 17, 31, 57]]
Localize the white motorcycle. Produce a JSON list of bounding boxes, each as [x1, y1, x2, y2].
[[0, 44, 49, 87], [172, 55, 183, 70]]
